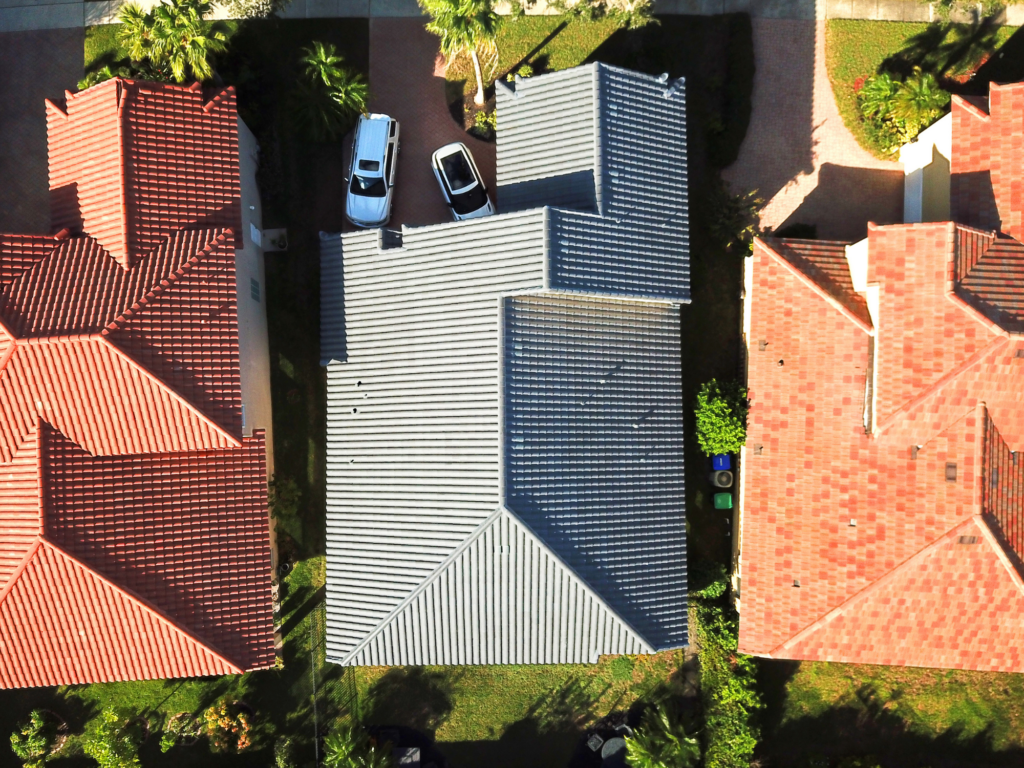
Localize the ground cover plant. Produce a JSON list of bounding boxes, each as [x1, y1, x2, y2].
[[826, 19, 1015, 158]]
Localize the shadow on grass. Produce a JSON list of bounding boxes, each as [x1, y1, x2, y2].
[[879, 15, 1004, 86], [757, 660, 1024, 768], [362, 667, 455, 738]]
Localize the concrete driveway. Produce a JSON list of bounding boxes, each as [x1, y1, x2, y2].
[[723, 19, 904, 242], [0, 28, 83, 234], [367, 17, 496, 229]]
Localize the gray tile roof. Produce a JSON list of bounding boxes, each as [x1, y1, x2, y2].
[[322, 63, 689, 666]]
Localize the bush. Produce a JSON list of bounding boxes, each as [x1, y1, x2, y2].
[[625, 700, 700, 768], [159, 712, 200, 753], [10, 711, 56, 768], [857, 67, 949, 154], [694, 379, 748, 456], [220, 0, 292, 17], [703, 178, 762, 256], [551, 0, 657, 30], [323, 723, 393, 768], [202, 701, 252, 753], [275, 735, 296, 768], [82, 709, 143, 768], [470, 109, 497, 139], [693, 588, 763, 768]]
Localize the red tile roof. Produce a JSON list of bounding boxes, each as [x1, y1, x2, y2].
[[0, 78, 272, 688], [741, 82, 1024, 672]]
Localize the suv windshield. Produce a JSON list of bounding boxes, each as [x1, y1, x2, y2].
[[351, 175, 386, 198], [441, 151, 477, 192], [451, 184, 488, 215]]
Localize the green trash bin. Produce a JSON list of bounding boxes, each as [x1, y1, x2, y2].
[[714, 492, 733, 510]]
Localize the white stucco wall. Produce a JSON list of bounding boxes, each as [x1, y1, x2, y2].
[[236, 117, 275, 477], [899, 112, 952, 224]]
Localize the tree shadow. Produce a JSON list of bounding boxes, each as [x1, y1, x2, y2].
[[880, 16, 1005, 87], [361, 667, 455, 739], [757, 659, 1024, 768]]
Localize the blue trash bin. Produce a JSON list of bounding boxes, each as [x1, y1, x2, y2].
[[712, 454, 732, 471]]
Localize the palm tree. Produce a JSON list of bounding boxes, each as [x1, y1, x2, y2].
[[891, 67, 949, 134], [419, 0, 499, 106], [294, 41, 368, 140], [151, 0, 228, 83], [857, 72, 898, 121], [625, 701, 700, 768], [118, 0, 227, 84]]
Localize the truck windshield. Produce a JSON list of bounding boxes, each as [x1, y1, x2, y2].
[[351, 175, 386, 198]]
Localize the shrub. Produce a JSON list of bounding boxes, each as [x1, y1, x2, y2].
[[857, 67, 949, 154], [274, 736, 296, 768], [703, 178, 762, 256], [694, 379, 748, 456], [693, 587, 763, 768], [10, 711, 56, 768], [323, 723, 393, 768], [82, 709, 143, 768], [470, 109, 497, 138], [625, 700, 700, 768], [551, 0, 657, 30], [159, 712, 200, 753], [221, 0, 292, 17], [202, 701, 252, 753]]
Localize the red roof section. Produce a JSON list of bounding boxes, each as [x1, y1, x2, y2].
[[0, 78, 272, 688], [741, 82, 1024, 672], [46, 78, 241, 270]]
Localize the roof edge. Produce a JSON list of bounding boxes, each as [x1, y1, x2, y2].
[[336, 508, 504, 665], [0, 537, 43, 609], [755, 238, 873, 334], [767, 516, 978, 658]]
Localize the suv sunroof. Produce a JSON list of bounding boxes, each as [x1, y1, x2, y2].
[[358, 160, 380, 172]]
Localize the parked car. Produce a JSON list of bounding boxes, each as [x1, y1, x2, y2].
[[346, 114, 400, 228], [430, 142, 495, 221]]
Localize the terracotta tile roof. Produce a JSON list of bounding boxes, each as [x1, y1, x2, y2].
[[951, 83, 1024, 242], [0, 539, 241, 688], [46, 78, 241, 270], [0, 78, 271, 688], [982, 414, 1024, 565], [771, 517, 1024, 671]]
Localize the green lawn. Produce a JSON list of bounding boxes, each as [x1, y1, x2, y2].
[[758, 660, 1024, 767], [825, 19, 1016, 158], [354, 651, 685, 768]]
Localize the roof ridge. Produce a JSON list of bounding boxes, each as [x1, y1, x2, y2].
[[498, 505, 658, 652], [874, 334, 1009, 435], [756, 238, 872, 334], [338, 508, 505, 665], [94, 335, 241, 448], [767, 517, 978, 658], [0, 537, 42, 609], [116, 79, 130, 270], [36, 539, 244, 673], [103, 229, 230, 332]]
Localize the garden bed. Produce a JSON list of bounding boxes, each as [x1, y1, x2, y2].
[[825, 19, 1017, 159]]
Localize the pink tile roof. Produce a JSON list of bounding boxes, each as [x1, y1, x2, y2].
[[0, 78, 272, 688], [741, 84, 1024, 670]]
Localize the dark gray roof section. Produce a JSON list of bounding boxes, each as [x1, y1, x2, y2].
[[503, 295, 687, 650]]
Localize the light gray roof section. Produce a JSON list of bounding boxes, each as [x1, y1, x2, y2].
[[321, 231, 347, 365], [503, 295, 687, 650], [496, 66, 599, 214], [342, 509, 652, 666], [323, 210, 547, 662]]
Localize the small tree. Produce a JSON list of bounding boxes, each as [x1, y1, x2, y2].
[[420, 0, 499, 107], [82, 709, 143, 768], [323, 723, 393, 768], [694, 379, 748, 456], [294, 41, 368, 141], [890, 67, 949, 135], [625, 701, 700, 768], [10, 711, 55, 768]]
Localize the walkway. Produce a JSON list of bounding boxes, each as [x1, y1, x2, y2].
[[4, 0, 1024, 31], [723, 18, 904, 241]]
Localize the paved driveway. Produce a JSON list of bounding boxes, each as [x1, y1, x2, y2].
[[724, 19, 903, 242], [367, 17, 496, 229], [0, 28, 83, 234]]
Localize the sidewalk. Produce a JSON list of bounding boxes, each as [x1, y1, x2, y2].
[[3, 0, 1022, 31]]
